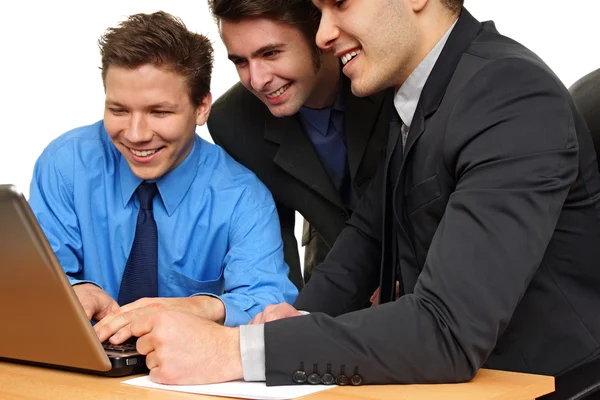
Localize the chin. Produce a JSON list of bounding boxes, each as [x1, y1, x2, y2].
[[267, 103, 301, 118], [128, 164, 164, 181], [349, 79, 376, 98]]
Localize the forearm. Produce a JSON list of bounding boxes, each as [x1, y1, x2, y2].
[[264, 301, 476, 386]]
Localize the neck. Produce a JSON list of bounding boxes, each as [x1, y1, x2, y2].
[[395, 9, 458, 89], [304, 53, 341, 109]]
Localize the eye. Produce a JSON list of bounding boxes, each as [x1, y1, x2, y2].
[[231, 58, 248, 68], [108, 107, 126, 115], [151, 110, 172, 116], [264, 50, 281, 58], [333, 0, 346, 8]]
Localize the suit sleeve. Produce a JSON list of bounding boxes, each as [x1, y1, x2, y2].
[[293, 161, 384, 315], [264, 59, 579, 385]]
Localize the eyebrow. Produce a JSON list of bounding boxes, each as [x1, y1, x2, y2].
[[105, 100, 123, 108], [228, 43, 287, 62], [105, 100, 179, 109], [146, 102, 178, 110]]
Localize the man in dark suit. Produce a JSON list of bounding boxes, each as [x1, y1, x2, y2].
[[126, 0, 600, 388], [206, 0, 392, 290]]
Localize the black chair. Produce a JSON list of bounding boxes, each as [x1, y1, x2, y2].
[[537, 68, 600, 400], [538, 357, 600, 400]]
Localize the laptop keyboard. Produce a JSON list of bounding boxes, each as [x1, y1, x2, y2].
[[103, 342, 137, 352], [102, 337, 138, 353]]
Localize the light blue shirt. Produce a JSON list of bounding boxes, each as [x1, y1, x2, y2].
[[29, 120, 298, 327]]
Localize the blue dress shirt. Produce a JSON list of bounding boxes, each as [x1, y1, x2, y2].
[[29, 120, 298, 327], [297, 85, 358, 209]]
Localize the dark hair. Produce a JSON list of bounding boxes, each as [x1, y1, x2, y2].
[[207, 0, 321, 53], [99, 11, 213, 106], [441, 0, 464, 14]]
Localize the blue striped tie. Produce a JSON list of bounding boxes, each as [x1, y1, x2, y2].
[[118, 181, 159, 306]]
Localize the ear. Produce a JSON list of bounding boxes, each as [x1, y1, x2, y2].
[[408, 0, 429, 12], [195, 92, 213, 126]]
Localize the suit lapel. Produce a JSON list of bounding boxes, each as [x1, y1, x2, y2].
[[264, 111, 345, 209], [402, 8, 483, 162]]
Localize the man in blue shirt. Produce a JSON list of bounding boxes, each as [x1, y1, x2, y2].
[[28, 11, 297, 343]]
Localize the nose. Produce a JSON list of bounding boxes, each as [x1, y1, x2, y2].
[[316, 9, 339, 52], [249, 61, 273, 92], [125, 113, 153, 143]]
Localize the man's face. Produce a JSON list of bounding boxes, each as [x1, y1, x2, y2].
[[313, 0, 417, 96], [103, 64, 211, 180], [221, 18, 322, 117]]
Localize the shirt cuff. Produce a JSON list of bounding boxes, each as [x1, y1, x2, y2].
[[70, 280, 104, 291], [193, 293, 248, 327], [239, 324, 266, 381]]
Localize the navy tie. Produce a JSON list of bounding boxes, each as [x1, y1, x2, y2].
[[118, 182, 159, 306]]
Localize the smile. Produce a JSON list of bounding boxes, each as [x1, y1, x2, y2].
[[341, 49, 361, 65], [266, 84, 291, 99], [130, 148, 160, 157]]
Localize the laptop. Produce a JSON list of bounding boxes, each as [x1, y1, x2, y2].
[[0, 184, 147, 376]]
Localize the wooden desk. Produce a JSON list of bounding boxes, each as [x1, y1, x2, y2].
[[0, 361, 553, 400]]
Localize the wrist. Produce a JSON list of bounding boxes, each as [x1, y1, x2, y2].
[[226, 327, 243, 381], [190, 295, 226, 324]]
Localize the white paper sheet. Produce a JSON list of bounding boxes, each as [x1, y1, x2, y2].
[[122, 376, 335, 400]]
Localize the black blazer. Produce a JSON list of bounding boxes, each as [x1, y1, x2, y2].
[[570, 68, 600, 168], [263, 9, 600, 385], [208, 79, 392, 290]]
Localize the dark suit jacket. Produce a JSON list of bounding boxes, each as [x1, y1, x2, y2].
[[570, 68, 600, 169], [263, 9, 600, 385], [208, 78, 392, 290]]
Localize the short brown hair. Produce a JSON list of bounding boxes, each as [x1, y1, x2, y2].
[[99, 11, 213, 106], [441, 0, 464, 15], [207, 0, 321, 53]]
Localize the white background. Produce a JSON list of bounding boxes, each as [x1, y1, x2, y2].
[[1, 1, 599, 268]]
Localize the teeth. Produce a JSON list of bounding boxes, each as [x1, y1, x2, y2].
[[131, 149, 158, 157], [341, 50, 361, 66], [266, 84, 290, 99]]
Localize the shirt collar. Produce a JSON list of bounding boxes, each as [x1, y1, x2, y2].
[[297, 80, 346, 137], [119, 133, 203, 216], [394, 19, 458, 128]]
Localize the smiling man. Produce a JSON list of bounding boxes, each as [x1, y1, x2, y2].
[[125, 0, 600, 394], [206, 0, 392, 290], [28, 11, 297, 343]]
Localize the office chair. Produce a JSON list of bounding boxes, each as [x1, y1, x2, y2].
[[537, 68, 600, 400]]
